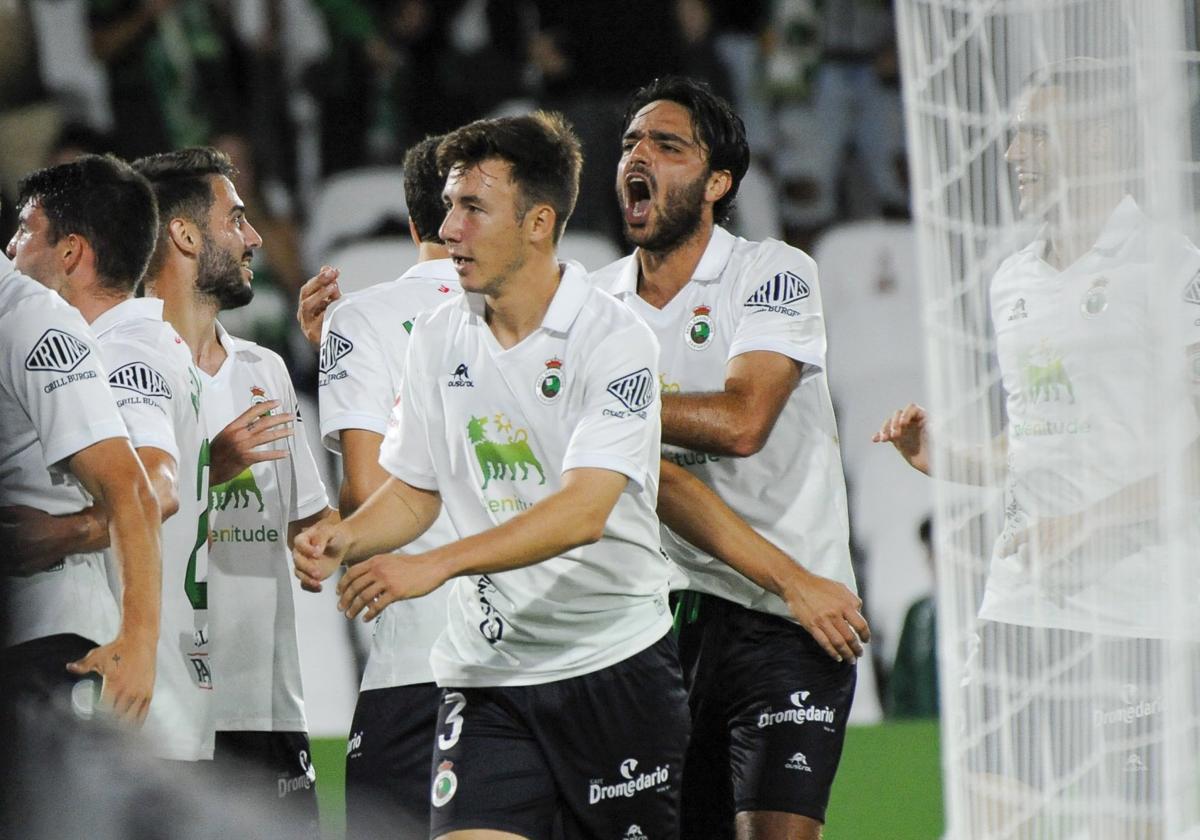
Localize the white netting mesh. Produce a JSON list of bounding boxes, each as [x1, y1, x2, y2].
[[895, 1, 1200, 837]]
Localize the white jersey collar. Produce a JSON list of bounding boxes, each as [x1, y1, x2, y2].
[[1021, 195, 1143, 264], [90, 295, 165, 336], [460, 260, 590, 336], [397, 257, 459, 283], [615, 225, 737, 296]]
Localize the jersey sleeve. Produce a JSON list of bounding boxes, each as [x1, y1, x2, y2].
[[563, 321, 661, 492], [727, 241, 828, 381], [285, 376, 331, 522], [2, 305, 129, 467], [100, 336, 181, 464], [319, 298, 397, 452], [377, 319, 438, 491]]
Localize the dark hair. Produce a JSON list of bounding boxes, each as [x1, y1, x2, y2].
[[17, 154, 158, 293], [132, 147, 238, 277], [621, 76, 750, 225], [404, 134, 447, 244], [437, 112, 583, 244]]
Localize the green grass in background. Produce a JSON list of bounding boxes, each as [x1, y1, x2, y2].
[[311, 720, 944, 840]]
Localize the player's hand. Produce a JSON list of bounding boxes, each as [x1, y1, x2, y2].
[[66, 633, 156, 726], [872, 403, 931, 475], [336, 553, 446, 621], [297, 266, 341, 347], [210, 400, 293, 485], [0, 505, 67, 574], [292, 519, 348, 592], [780, 568, 870, 664]]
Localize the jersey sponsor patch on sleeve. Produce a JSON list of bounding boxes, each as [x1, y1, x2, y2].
[[108, 361, 173, 398], [25, 328, 91, 373], [745, 270, 811, 313], [319, 331, 354, 374], [1183, 271, 1200, 305], [607, 368, 656, 413]]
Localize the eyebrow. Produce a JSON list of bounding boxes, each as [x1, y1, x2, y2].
[[623, 128, 698, 148], [228, 203, 246, 217]]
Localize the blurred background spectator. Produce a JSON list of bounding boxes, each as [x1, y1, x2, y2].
[[9, 0, 923, 729], [886, 517, 940, 719]]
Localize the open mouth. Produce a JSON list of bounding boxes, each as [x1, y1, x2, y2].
[[450, 254, 474, 272], [240, 254, 254, 278], [624, 174, 652, 224]]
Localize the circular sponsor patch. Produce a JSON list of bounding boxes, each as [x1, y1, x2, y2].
[[431, 767, 458, 808], [70, 676, 100, 720]]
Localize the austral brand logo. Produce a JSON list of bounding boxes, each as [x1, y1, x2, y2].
[[109, 362, 172, 398], [624, 826, 649, 840], [588, 758, 671, 805], [757, 689, 836, 729], [745, 271, 810, 315], [449, 363, 474, 387], [606, 368, 655, 417], [785, 752, 813, 773], [535, 358, 564, 403], [1019, 341, 1075, 404], [467, 414, 545, 489], [431, 760, 458, 808], [26, 328, 90, 373], [319, 331, 353, 376], [685, 305, 714, 350]]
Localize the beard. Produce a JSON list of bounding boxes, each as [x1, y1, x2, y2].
[[621, 172, 707, 254], [196, 235, 254, 310]]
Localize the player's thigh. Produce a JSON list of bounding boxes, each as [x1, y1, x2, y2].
[[735, 809, 823, 840], [430, 686, 558, 840], [346, 683, 441, 840], [722, 609, 856, 825], [540, 633, 691, 840], [211, 730, 319, 839]]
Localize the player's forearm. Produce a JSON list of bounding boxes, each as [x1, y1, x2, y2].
[[107, 479, 162, 643], [340, 477, 440, 562], [657, 459, 804, 597], [424, 480, 617, 580], [661, 391, 768, 457]]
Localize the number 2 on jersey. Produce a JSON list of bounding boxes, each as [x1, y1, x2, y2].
[[184, 438, 212, 610]]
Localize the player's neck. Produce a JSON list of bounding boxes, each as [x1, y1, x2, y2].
[[73, 284, 132, 325], [417, 241, 450, 263], [635, 223, 714, 310], [146, 268, 226, 374], [1045, 188, 1124, 269], [484, 252, 561, 349]]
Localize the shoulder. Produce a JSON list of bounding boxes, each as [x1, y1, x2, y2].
[[576, 285, 659, 357], [225, 330, 290, 381], [731, 236, 818, 282], [588, 254, 636, 294], [0, 274, 98, 366]]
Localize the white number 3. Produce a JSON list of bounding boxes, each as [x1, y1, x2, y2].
[[438, 692, 467, 750]]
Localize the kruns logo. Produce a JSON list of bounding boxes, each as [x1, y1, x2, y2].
[[588, 758, 670, 805], [25, 328, 90, 372], [607, 368, 655, 413], [109, 362, 172, 397], [319, 331, 353, 374], [745, 271, 810, 314], [757, 689, 836, 729]]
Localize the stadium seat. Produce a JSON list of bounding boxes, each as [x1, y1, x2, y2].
[[305, 167, 407, 271], [323, 237, 421, 297], [728, 158, 783, 242], [558, 230, 623, 272]]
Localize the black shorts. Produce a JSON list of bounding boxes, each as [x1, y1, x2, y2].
[[345, 682, 442, 840], [429, 632, 689, 840], [210, 730, 320, 839], [679, 595, 856, 833], [0, 633, 101, 718]]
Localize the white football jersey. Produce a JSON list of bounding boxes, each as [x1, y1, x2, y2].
[[379, 263, 672, 687], [91, 297, 214, 761], [0, 255, 126, 649], [203, 322, 329, 732], [982, 197, 1200, 638], [319, 259, 462, 689], [591, 226, 858, 618]]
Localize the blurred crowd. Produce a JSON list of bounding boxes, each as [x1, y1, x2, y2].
[[1, 0, 908, 382]]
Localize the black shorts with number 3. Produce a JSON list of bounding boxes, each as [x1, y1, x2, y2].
[[428, 632, 689, 840]]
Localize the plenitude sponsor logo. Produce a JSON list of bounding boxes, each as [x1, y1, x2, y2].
[[588, 758, 670, 805]]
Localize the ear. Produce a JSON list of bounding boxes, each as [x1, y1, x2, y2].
[[526, 204, 557, 246], [705, 169, 732, 206], [167, 218, 202, 258], [59, 233, 87, 275]]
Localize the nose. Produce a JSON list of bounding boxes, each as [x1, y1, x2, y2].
[[5, 235, 15, 260], [243, 219, 264, 250], [439, 206, 461, 243], [1005, 131, 1025, 164]]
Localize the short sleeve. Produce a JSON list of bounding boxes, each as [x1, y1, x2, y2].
[[727, 242, 828, 381], [377, 321, 438, 491], [2, 307, 128, 467], [319, 299, 398, 452], [285, 377, 330, 521], [562, 322, 661, 492], [100, 337, 181, 464]]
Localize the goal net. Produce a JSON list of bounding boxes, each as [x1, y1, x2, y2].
[[894, 1, 1200, 837]]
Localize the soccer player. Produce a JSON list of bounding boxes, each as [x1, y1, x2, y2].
[[5, 154, 216, 760], [132, 148, 335, 812], [873, 60, 1200, 837], [294, 112, 689, 840], [298, 135, 463, 839], [0, 247, 160, 726], [591, 76, 868, 840]]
